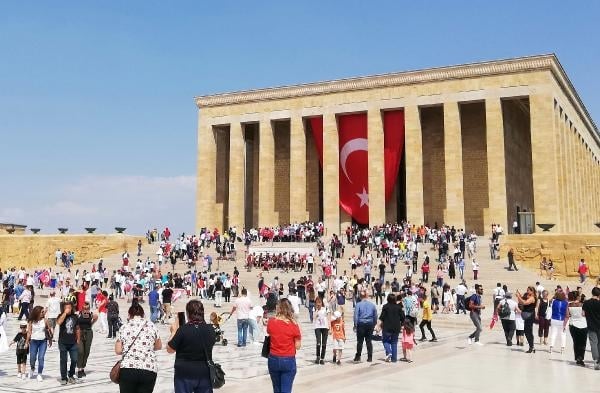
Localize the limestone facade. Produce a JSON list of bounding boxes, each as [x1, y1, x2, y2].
[[195, 54, 600, 236]]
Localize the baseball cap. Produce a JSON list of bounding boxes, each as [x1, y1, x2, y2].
[[332, 311, 342, 320]]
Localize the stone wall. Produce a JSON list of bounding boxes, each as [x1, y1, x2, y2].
[[421, 106, 446, 227], [501, 234, 600, 278], [460, 102, 489, 234], [0, 234, 144, 270]]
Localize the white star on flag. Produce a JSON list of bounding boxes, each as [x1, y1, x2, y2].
[[356, 187, 369, 207]]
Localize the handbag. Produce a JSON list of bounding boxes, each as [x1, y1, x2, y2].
[[201, 338, 225, 389], [109, 321, 148, 384], [261, 335, 271, 358]]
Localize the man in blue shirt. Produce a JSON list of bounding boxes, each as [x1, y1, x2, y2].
[[353, 290, 378, 362], [148, 287, 160, 323], [468, 284, 485, 345]]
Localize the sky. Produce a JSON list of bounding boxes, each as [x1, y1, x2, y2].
[[1, 1, 599, 235]]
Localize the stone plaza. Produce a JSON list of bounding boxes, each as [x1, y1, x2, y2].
[[0, 238, 598, 393]]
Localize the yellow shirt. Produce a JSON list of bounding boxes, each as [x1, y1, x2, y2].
[[422, 300, 432, 321]]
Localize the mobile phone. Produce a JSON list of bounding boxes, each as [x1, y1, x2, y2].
[[178, 311, 186, 326]]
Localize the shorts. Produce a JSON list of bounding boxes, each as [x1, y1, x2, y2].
[[332, 339, 345, 350], [432, 298, 439, 306], [16, 350, 27, 364]]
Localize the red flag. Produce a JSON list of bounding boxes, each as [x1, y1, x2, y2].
[[383, 110, 405, 201], [338, 113, 369, 224]]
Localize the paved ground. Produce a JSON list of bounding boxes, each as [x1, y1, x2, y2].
[[1, 235, 598, 392]]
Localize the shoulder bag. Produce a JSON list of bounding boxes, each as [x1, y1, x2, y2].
[[109, 321, 148, 384], [201, 334, 225, 389], [261, 335, 271, 358]]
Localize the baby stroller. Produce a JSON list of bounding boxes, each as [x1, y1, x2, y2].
[[211, 311, 232, 346]]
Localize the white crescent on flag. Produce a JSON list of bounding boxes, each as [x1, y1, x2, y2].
[[339, 138, 368, 183]]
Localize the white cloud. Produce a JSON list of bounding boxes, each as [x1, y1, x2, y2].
[[2, 175, 196, 235]]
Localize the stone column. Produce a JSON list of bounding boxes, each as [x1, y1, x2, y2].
[[258, 117, 275, 226], [228, 121, 245, 231], [289, 115, 308, 223], [196, 114, 217, 233], [322, 113, 340, 237], [484, 98, 508, 233], [368, 108, 385, 226], [530, 94, 560, 231], [404, 105, 424, 226], [443, 102, 466, 229]]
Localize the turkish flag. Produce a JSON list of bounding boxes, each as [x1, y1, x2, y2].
[[338, 113, 369, 224], [309, 112, 404, 225]]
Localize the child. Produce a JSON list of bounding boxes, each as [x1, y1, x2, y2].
[[329, 311, 345, 365], [401, 319, 415, 363], [515, 312, 525, 346], [10, 322, 28, 379], [210, 312, 224, 343]]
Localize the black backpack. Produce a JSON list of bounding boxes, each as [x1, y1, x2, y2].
[[499, 300, 511, 319], [464, 294, 473, 311]]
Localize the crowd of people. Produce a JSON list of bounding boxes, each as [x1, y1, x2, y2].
[[1, 222, 599, 393]]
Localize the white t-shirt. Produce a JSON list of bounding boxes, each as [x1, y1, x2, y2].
[[234, 296, 253, 319], [46, 296, 62, 319], [287, 294, 301, 315], [455, 284, 468, 296], [313, 307, 329, 329], [499, 299, 518, 320]]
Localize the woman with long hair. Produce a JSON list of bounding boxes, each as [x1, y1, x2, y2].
[[115, 303, 162, 393], [549, 289, 569, 355], [567, 291, 587, 366], [515, 286, 537, 353], [167, 300, 216, 393], [266, 299, 301, 393], [313, 296, 329, 364], [76, 301, 98, 378], [26, 305, 52, 381]]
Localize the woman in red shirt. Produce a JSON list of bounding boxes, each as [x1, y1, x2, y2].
[[266, 299, 302, 393]]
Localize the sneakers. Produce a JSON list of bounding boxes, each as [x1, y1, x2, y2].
[[595, 362, 600, 370], [353, 355, 360, 363], [60, 379, 68, 386], [474, 341, 484, 346], [319, 359, 324, 365], [68, 376, 76, 384], [385, 354, 392, 362], [336, 360, 341, 365], [468, 338, 473, 345], [366, 356, 372, 362], [429, 338, 438, 342], [21, 373, 26, 380], [37, 375, 43, 382]]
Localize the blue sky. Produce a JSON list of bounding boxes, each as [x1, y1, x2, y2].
[[1, 1, 599, 234]]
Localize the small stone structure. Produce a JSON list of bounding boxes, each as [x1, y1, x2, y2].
[[0, 223, 27, 235]]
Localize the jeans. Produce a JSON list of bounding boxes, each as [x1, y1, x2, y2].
[[469, 311, 482, 342], [419, 320, 436, 340], [174, 373, 213, 393], [108, 316, 119, 338], [308, 300, 315, 323], [314, 328, 328, 360], [58, 342, 78, 380], [18, 302, 30, 320], [237, 318, 249, 346], [355, 322, 374, 358], [77, 329, 93, 368], [249, 318, 260, 342], [456, 295, 466, 314], [29, 339, 47, 374], [549, 319, 567, 348], [382, 331, 399, 362], [119, 368, 157, 393], [150, 305, 159, 323], [500, 319, 516, 344], [569, 325, 588, 361], [588, 330, 600, 362], [268, 355, 296, 393], [523, 314, 535, 349]]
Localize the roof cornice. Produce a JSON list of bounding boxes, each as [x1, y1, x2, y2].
[[194, 54, 597, 136]]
